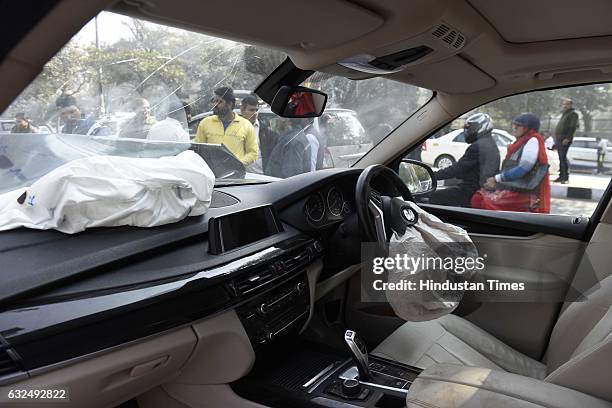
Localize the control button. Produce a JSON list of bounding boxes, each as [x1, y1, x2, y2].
[[392, 379, 407, 388], [295, 282, 306, 294], [265, 332, 275, 341], [326, 379, 370, 401], [341, 379, 361, 396], [258, 303, 269, 315], [313, 241, 323, 253], [274, 261, 284, 274]]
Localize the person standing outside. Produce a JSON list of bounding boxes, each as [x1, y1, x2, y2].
[[302, 119, 319, 172], [11, 113, 38, 133], [596, 136, 608, 174], [554, 98, 579, 183], [119, 98, 156, 139], [265, 118, 312, 178], [59, 104, 90, 134], [196, 86, 258, 167], [240, 94, 273, 173], [146, 100, 190, 143]]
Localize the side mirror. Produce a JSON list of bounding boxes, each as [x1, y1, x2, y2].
[[271, 85, 327, 118], [398, 159, 437, 196]]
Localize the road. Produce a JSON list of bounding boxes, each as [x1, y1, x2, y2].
[[550, 197, 598, 217], [549, 170, 608, 217]]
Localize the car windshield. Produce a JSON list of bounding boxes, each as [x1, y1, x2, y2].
[[1, 12, 431, 193]]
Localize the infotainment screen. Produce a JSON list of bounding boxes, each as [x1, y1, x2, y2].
[[208, 206, 283, 254]]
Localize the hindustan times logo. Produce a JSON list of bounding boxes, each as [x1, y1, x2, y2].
[[372, 253, 487, 275]]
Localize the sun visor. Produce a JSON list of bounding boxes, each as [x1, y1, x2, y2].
[[113, 0, 384, 50], [392, 56, 495, 94]]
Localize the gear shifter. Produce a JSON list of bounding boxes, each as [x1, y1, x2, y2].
[[344, 330, 371, 380]]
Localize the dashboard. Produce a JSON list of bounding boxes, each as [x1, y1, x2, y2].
[[0, 168, 363, 383]]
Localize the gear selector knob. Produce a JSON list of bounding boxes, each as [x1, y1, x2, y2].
[[344, 330, 371, 380]]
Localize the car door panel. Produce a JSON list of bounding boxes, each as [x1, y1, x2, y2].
[[345, 204, 588, 359], [422, 204, 586, 358]]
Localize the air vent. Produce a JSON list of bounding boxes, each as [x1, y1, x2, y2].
[[283, 248, 311, 272], [454, 34, 465, 49], [442, 31, 457, 45], [0, 349, 19, 377], [432, 24, 450, 38], [232, 267, 276, 295], [432, 23, 465, 50]]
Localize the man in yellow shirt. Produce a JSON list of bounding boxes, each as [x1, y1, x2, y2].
[[195, 86, 258, 166]]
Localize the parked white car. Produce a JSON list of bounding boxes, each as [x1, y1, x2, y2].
[[423, 128, 559, 174], [545, 136, 612, 168]]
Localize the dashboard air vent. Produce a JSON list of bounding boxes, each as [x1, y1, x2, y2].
[[432, 23, 465, 50], [0, 349, 19, 377], [283, 248, 311, 272], [232, 268, 276, 295]]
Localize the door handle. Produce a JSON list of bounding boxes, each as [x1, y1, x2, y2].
[[130, 356, 169, 377]]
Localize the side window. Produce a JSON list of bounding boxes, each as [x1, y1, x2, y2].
[[453, 132, 465, 143], [402, 83, 612, 217]]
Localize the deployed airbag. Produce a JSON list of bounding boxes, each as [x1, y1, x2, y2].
[[0, 150, 214, 233], [385, 202, 478, 321]]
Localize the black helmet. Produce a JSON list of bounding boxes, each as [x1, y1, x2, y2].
[[464, 113, 492, 143]]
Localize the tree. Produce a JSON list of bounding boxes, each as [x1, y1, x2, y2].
[[556, 84, 612, 133], [243, 45, 285, 77]]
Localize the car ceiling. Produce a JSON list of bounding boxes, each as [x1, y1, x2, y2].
[[3, 0, 612, 113], [468, 0, 612, 43]]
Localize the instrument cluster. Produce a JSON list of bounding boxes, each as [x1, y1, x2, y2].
[[304, 186, 353, 226]]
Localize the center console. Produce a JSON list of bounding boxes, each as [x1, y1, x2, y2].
[[232, 329, 422, 408], [237, 272, 310, 348], [305, 353, 422, 407]]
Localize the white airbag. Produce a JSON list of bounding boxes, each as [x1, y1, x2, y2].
[[0, 150, 214, 233]]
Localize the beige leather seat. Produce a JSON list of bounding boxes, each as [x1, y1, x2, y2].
[[372, 274, 612, 401]]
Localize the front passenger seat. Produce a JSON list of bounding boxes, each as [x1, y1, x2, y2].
[[372, 274, 612, 401]]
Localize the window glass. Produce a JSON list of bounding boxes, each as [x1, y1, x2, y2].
[[408, 83, 612, 217], [1, 11, 432, 195], [453, 132, 465, 143]]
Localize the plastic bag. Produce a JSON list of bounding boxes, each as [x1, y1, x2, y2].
[[385, 201, 478, 321], [0, 150, 214, 233]]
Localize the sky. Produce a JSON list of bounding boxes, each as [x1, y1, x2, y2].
[[74, 12, 135, 46]]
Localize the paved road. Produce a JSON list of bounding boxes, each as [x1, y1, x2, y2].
[[550, 197, 598, 217], [555, 171, 611, 190]]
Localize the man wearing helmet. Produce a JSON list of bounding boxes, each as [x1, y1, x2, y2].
[[429, 113, 500, 207]]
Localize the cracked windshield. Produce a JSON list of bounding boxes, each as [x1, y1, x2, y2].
[[1, 12, 431, 193]]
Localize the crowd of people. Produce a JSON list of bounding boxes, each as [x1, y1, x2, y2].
[[428, 98, 588, 213], [11, 86, 324, 179], [8, 90, 597, 212], [194, 86, 322, 178]]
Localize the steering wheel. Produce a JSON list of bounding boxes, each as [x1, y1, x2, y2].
[[355, 165, 416, 254]]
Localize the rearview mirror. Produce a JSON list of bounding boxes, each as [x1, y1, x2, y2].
[[271, 85, 327, 118], [398, 159, 437, 196]]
